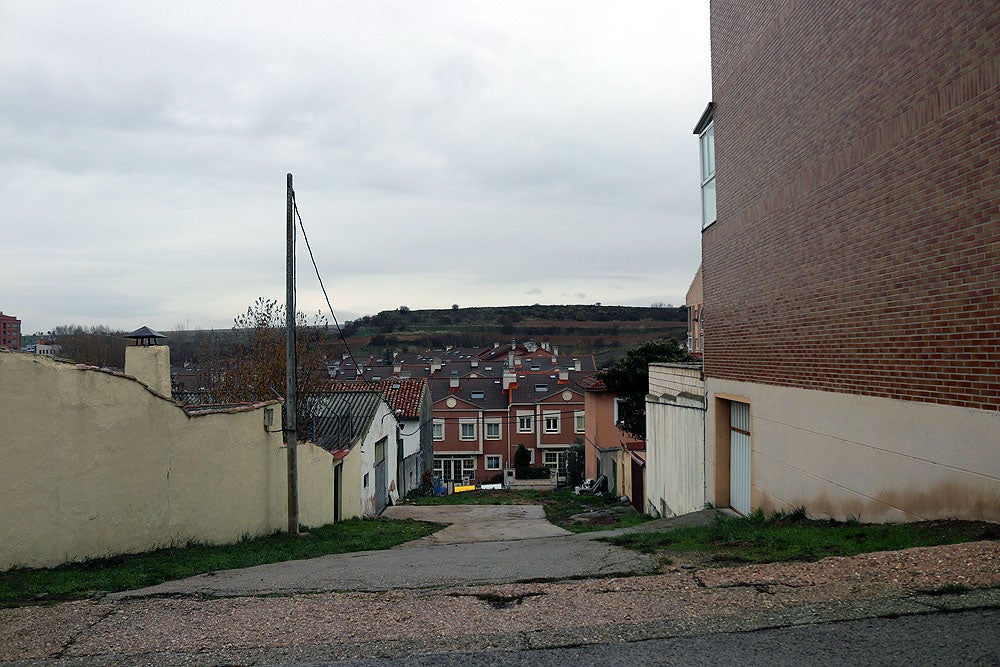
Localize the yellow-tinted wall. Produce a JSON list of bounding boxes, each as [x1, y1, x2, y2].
[[705, 378, 1000, 522], [0, 350, 336, 570], [124, 345, 172, 396], [296, 441, 336, 529], [339, 444, 364, 520], [617, 450, 639, 504]]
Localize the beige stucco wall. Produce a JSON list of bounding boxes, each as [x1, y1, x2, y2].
[[339, 445, 363, 520], [1, 350, 299, 570], [124, 345, 172, 396], [705, 378, 1000, 522], [296, 442, 336, 529], [645, 363, 706, 518]]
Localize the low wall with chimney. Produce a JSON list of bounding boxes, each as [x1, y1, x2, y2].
[[0, 350, 335, 570]]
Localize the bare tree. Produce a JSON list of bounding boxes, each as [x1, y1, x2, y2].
[[209, 297, 329, 436], [52, 324, 127, 367]]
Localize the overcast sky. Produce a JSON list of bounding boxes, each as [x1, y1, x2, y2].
[[1, 1, 711, 335]]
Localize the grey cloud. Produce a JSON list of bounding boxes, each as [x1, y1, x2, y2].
[[0, 1, 710, 333]]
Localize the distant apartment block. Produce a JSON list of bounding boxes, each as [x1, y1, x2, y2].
[[0, 312, 20, 350]]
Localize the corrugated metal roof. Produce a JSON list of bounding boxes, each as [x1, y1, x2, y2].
[[173, 389, 217, 404], [307, 390, 385, 453]]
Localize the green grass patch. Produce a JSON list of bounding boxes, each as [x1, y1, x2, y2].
[[407, 489, 525, 506], [0, 518, 438, 609], [409, 488, 651, 533], [604, 509, 1000, 565]]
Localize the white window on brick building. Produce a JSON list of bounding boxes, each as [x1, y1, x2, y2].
[[543, 411, 560, 433], [432, 419, 444, 441], [486, 419, 501, 439], [459, 420, 476, 441], [543, 449, 568, 476], [434, 456, 476, 482], [517, 412, 534, 433], [695, 103, 716, 229]]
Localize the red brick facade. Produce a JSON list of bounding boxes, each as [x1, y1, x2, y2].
[[703, 1, 1000, 411], [0, 312, 20, 350]]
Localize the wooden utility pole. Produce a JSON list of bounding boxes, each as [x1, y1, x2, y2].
[[285, 173, 299, 534]]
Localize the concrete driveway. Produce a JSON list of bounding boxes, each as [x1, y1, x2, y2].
[[382, 504, 571, 543], [112, 504, 654, 600]]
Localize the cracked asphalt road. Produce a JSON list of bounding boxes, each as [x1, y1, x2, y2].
[[2, 507, 997, 666], [109, 505, 656, 599]]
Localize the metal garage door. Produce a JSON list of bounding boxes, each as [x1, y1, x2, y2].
[[374, 438, 387, 515], [729, 401, 751, 515]]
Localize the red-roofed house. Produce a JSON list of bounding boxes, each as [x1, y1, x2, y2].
[[322, 378, 433, 497], [582, 377, 637, 496]]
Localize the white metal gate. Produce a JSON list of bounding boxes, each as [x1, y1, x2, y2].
[[729, 401, 751, 515]]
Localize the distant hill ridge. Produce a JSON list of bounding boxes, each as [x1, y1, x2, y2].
[[343, 304, 687, 360]]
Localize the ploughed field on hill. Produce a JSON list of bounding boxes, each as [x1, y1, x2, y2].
[[157, 304, 689, 371], [341, 304, 688, 359]]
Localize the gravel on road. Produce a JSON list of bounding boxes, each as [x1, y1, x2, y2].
[[1, 540, 997, 665]]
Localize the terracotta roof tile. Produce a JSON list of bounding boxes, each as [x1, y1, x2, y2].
[[321, 378, 427, 419]]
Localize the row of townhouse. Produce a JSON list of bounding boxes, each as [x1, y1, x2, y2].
[[328, 342, 599, 484], [320, 379, 434, 501], [645, 0, 999, 524], [428, 373, 589, 483]]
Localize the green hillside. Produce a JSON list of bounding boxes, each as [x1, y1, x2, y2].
[[341, 304, 688, 362]]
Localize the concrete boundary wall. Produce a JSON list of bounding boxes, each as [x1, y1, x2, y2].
[[645, 363, 706, 518], [0, 351, 335, 570], [296, 442, 337, 529], [705, 378, 1000, 523]]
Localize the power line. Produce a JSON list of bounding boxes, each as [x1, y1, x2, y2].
[[290, 191, 375, 390], [287, 189, 619, 445]]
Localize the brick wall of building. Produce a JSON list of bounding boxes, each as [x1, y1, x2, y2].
[[703, 0, 1000, 411], [0, 312, 20, 350]]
